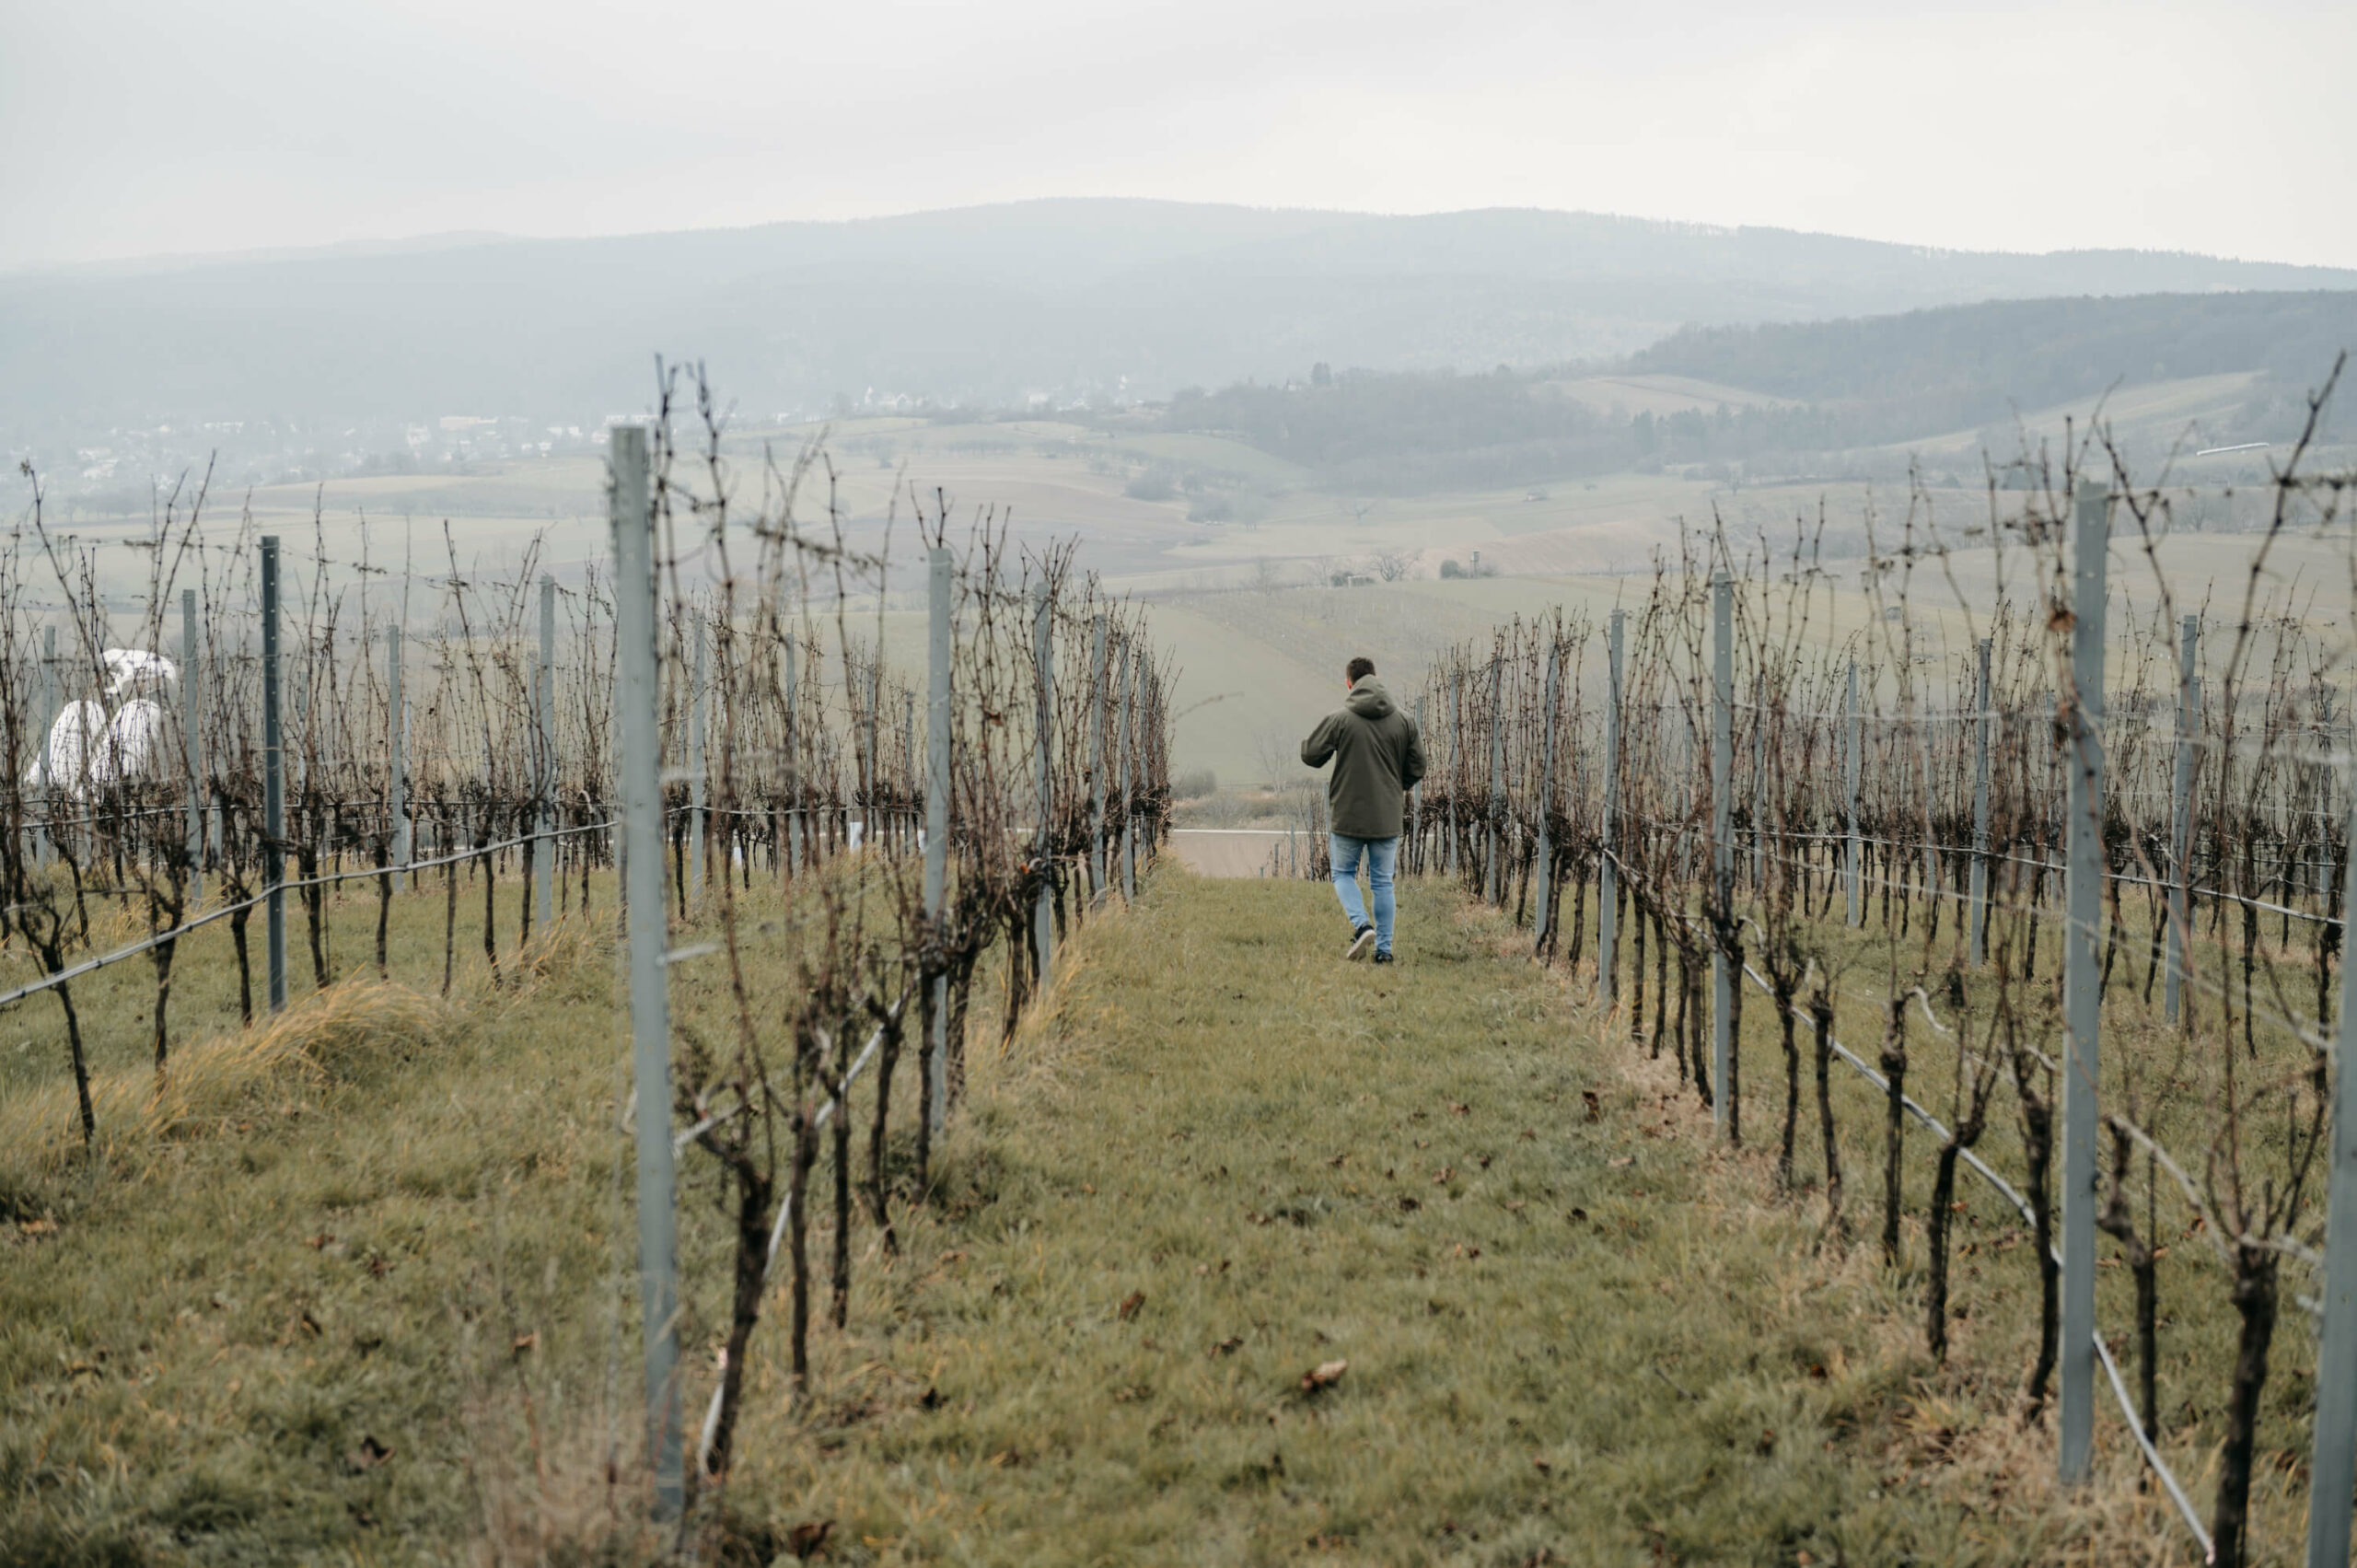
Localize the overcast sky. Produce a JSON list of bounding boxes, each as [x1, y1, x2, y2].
[[6, 0, 2351, 272]]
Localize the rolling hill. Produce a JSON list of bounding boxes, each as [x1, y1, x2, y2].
[[6, 199, 2355, 443]]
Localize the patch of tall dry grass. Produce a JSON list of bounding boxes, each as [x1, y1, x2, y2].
[[0, 976, 463, 1197]]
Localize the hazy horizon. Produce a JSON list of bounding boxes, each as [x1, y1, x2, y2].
[[8, 1, 2354, 273], [8, 194, 2350, 283]]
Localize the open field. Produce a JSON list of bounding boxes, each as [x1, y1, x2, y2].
[[32, 393, 2351, 810]]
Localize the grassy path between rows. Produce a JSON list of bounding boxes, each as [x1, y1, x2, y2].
[[2, 867, 2171, 1564], [765, 871, 2144, 1565]]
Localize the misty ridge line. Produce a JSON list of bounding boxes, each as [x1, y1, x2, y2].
[[6, 199, 2354, 450], [13, 197, 2354, 284]]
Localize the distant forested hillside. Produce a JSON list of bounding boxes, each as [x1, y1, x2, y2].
[[1144, 292, 2357, 494], [6, 200, 2355, 450], [1630, 292, 2357, 436]]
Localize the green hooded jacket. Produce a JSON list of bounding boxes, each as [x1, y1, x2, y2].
[[1300, 676, 1427, 840]]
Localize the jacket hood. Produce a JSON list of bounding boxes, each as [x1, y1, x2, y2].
[[1346, 676, 1397, 721]]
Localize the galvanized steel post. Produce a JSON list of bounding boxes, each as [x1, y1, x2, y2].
[[1750, 674, 1765, 889], [182, 589, 203, 906], [609, 426, 682, 1518], [1117, 639, 1136, 902], [389, 621, 407, 893], [1969, 637, 1991, 968], [782, 637, 801, 875], [1844, 660, 1861, 929], [1711, 572, 1734, 1139], [536, 575, 555, 930], [1598, 610, 1623, 1007], [688, 610, 706, 907], [38, 625, 55, 868], [1433, 679, 1451, 881], [1485, 656, 1504, 906], [1032, 583, 1054, 989], [2059, 481, 2109, 1486], [1089, 614, 1109, 900], [2305, 783, 2357, 1565], [1533, 641, 1558, 951], [261, 538, 287, 1015], [923, 548, 953, 1132], [2166, 615, 2198, 1026], [1410, 695, 1425, 873]]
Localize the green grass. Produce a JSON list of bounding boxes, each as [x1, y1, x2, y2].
[[1, 865, 2183, 1564], [713, 872, 2175, 1564]]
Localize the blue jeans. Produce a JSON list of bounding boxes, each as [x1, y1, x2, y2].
[[1329, 834, 1398, 955]]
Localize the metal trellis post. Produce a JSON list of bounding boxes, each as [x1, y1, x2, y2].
[[688, 610, 706, 907], [2305, 781, 2357, 1565], [38, 626, 54, 869], [1118, 640, 1136, 903], [389, 621, 408, 895], [609, 426, 683, 1519], [924, 547, 953, 1133], [1970, 637, 1991, 968], [1032, 583, 1055, 990], [2059, 481, 2109, 1486], [1845, 659, 1862, 929], [1712, 572, 1734, 1138], [1446, 679, 1461, 880], [261, 537, 287, 1015], [536, 575, 555, 930], [2166, 614, 2198, 1026], [1089, 614, 1109, 900], [1411, 695, 1424, 873], [1533, 642, 1558, 951], [1751, 676, 1765, 890], [1599, 610, 1623, 1007], [783, 638, 801, 875], [1486, 656, 1504, 906], [182, 589, 203, 906]]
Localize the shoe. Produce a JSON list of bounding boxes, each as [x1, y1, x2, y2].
[[1373, 950, 1396, 965], [1346, 925, 1376, 960]]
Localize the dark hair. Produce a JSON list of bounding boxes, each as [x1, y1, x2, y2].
[[1346, 656, 1376, 683]]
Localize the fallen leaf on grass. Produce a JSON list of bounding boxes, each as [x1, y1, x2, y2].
[[511, 1331, 537, 1356], [306, 1232, 334, 1250], [1519, 1128, 1538, 1141], [1582, 1090, 1601, 1122], [1608, 1156, 1634, 1169], [1117, 1291, 1146, 1322], [1569, 1207, 1589, 1224], [787, 1518, 834, 1559], [343, 1435, 394, 1472], [1398, 1196, 1421, 1213], [1432, 1167, 1454, 1184], [1448, 1102, 1469, 1117], [1299, 1359, 1348, 1393], [1210, 1336, 1244, 1357], [1531, 1453, 1552, 1474]]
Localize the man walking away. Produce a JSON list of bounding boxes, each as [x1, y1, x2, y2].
[[1300, 656, 1426, 963]]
